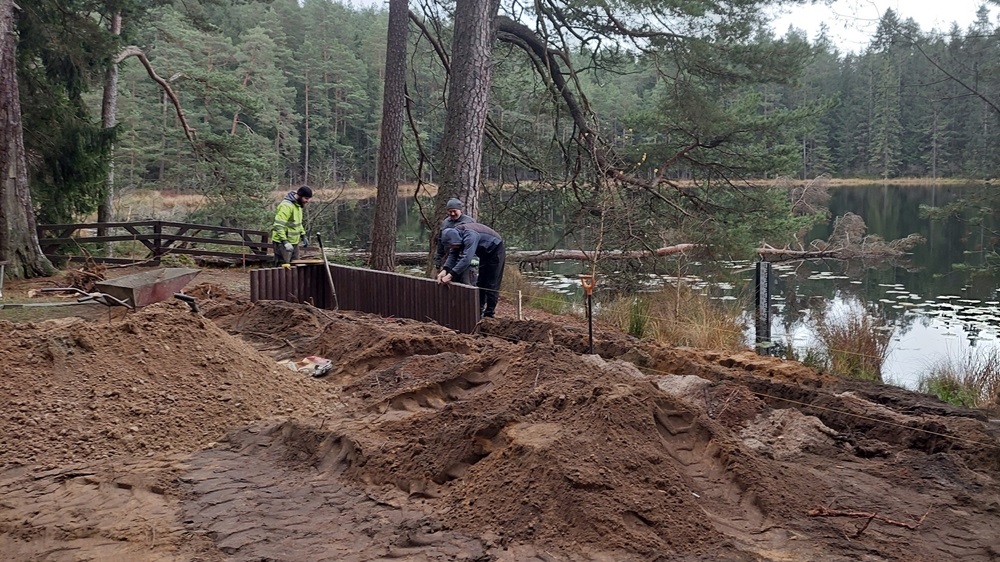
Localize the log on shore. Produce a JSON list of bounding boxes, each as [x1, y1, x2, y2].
[[337, 242, 910, 266], [340, 244, 703, 265]]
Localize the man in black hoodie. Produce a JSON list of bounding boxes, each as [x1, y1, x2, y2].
[[433, 198, 477, 282], [437, 223, 506, 318]]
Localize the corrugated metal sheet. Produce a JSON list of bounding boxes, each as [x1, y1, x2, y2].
[[250, 263, 481, 333]]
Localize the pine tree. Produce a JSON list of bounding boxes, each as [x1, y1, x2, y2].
[[1, 0, 53, 277]]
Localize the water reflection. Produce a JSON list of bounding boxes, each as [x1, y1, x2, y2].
[[314, 185, 1000, 389]]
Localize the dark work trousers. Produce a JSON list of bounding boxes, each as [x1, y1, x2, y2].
[[459, 264, 478, 285], [477, 242, 506, 317], [273, 241, 300, 266]]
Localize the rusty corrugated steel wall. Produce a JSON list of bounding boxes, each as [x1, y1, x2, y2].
[[250, 263, 481, 333]]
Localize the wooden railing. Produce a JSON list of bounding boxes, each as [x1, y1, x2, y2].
[[37, 221, 271, 265]]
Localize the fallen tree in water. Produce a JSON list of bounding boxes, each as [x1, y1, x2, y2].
[[337, 213, 924, 266], [348, 243, 702, 266]]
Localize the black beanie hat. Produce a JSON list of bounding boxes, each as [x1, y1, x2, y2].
[[297, 185, 313, 198]]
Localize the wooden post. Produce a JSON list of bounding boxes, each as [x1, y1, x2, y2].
[[579, 275, 596, 355], [755, 261, 772, 354], [153, 221, 162, 265]]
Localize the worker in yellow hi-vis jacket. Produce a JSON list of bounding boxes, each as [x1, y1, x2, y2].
[[271, 185, 312, 268]]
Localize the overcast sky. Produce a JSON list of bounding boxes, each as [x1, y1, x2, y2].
[[771, 0, 996, 52], [348, 0, 995, 54]]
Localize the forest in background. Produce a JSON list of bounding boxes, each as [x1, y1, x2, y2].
[[11, 0, 1000, 271], [98, 2, 1000, 190]]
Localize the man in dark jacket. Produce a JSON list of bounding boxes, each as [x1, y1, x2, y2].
[[437, 223, 506, 318], [433, 198, 476, 282]]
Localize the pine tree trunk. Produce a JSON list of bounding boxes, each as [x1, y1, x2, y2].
[[436, 0, 500, 221], [369, 0, 408, 271], [98, 11, 122, 231], [0, 0, 53, 278], [304, 74, 310, 185]]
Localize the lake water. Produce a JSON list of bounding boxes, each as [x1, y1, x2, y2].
[[765, 185, 1000, 388], [316, 185, 1000, 389]]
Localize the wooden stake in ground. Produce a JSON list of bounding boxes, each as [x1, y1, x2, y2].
[[316, 234, 339, 311]]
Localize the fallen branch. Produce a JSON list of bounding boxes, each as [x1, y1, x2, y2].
[[807, 506, 930, 532], [115, 46, 197, 146], [756, 247, 839, 260], [341, 244, 703, 265], [338, 240, 915, 266]]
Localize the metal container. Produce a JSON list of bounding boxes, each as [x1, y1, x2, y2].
[[94, 267, 201, 308]]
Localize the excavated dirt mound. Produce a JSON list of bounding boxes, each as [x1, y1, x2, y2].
[[0, 303, 341, 469], [1, 277, 1000, 561]]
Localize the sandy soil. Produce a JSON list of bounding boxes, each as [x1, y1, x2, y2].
[[1, 266, 999, 561]]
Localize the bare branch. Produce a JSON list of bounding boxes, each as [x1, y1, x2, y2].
[[115, 45, 196, 146], [496, 16, 702, 217], [808, 506, 931, 532]]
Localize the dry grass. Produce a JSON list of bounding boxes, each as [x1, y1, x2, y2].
[[269, 182, 436, 201], [812, 304, 893, 382], [918, 350, 1000, 410], [598, 285, 747, 352], [98, 190, 208, 222], [100, 183, 437, 222], [106, 177, 967, 223], [500, 267, 576, 316]]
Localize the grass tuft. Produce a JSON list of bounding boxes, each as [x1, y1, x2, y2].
[[598, 285, 746, 352], [500, 267, 576, 316], [811, 302, 893, 382], [918, 349, 1000, 410]]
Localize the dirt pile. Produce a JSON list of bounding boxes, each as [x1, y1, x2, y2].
[[0, 301, 340, 468], [1, 277, 999, 561], [205, 301, 1000, 561]]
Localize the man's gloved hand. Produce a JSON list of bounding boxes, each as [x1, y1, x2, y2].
[[301, 237, 309, 248], [470, 257, 480, 267], [282, 263, 291, 270], [436, 270, 452, 285], [283, 242, 293, 253]]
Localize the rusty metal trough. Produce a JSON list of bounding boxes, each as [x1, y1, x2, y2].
[[94, 267, 201, 309]]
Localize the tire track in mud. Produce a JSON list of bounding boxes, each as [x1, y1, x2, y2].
[[652, 403, 767, 535], [0, 462, 206, 562], [375, 361, 503, 416], [179, 422, 581, 562]]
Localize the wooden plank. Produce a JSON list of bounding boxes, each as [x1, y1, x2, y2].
[[41, 235, 157, 245], [244, 230, 271, 256], [153, 222, 163, 257], [45, 255, 150, 265], [165, 248, 271, 260], [158, 220, 268, 237], [38, 221, 159, 230], [122, 225, 158, 252], [156, 234, 269, 248]]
